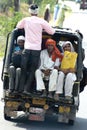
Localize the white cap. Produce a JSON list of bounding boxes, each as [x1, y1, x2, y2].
[[45, 4, 50, 9], [29, 4, 39, 15], [17, 35, 25, 43]]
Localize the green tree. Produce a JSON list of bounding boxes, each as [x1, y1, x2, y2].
[[0, 0, 20, 13], [33, 0, 42, 5], [14, 0, 20, 11], [0, 0, 13, 13], [27, 0, 33, 4]]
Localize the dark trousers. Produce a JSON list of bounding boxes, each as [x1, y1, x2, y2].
[[19, 49, 40, 92], [9, 66, 21, 91]]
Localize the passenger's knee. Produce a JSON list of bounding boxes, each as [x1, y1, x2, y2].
[[66, 73, 77, 82], [16, 68, 21, 73], [52, 69, 58, 74], [59, 71, 65, 77], [9, 66, 15, 74], [66, 73, 73, 79], [9, 65, 15, 70], [16, 67, 21, 71], [9, 66, 15, 78], [35, 69, 41, 75]]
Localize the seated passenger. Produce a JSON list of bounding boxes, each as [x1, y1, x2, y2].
[[9, 35, 25, 93], [54, 41, 78, 100], [12, 35, 25, 68], [35, 38, 63, 98]]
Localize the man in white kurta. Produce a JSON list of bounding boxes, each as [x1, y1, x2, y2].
[[35, 38, 62, 98]]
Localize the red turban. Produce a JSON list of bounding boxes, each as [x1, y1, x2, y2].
[[46, 38, 63, 62]]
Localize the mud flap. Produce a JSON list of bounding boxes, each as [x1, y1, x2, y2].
[[4, 106, 17, 118], [58, 113, 69, 123], [58, 106, 76, 124]]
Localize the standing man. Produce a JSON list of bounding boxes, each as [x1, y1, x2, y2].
[[16, 4, 55, 94]]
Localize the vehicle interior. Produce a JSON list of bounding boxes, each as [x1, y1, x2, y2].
[[2, 28, 83, 101], [2, 28, 84, 124]]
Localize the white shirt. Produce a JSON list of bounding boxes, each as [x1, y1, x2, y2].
[[39, 49, 60, 70]]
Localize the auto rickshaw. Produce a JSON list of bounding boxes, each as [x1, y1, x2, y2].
[[1, 27, 83, 125]]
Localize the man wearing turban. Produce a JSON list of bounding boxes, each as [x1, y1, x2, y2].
[[35, 38, 62, 98]]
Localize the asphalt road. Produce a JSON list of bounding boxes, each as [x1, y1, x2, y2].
[[0, 9, 87, 130]]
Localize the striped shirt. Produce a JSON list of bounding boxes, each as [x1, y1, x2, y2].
[[16, 16, 55, 50]]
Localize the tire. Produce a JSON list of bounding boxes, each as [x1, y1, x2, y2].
[[4, 106, 11, 120], [68, 119, 74, 125], [4, 113, 11, 120]]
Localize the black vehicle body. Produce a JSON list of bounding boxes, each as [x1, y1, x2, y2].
[[1, 27, 83, 125]]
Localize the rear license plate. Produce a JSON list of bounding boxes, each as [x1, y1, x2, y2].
[[29, 114, 45, 121]]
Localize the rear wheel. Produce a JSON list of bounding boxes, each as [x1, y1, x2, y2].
[[68, 119, 74, 125], [4, 113, 11, 120], [4, 106, 11, 120]]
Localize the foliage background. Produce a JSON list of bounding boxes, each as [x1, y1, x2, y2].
[[0, 0, 57, 57], [0, 0, 72, 57]]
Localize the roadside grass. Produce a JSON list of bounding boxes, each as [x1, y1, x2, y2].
[[0, 3, 29, 58], [0, 2, 73, 58], [0, 36, 6, 57]]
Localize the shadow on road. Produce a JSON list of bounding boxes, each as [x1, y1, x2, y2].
[[7, 115, 87, 130]]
